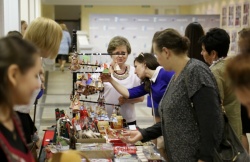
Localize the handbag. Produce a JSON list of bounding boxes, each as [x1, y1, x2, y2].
[[184, 73, 250, 162], [213, 112, 250, 162], [27, 141, 38, 162]]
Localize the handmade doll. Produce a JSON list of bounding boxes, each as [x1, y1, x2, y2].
[[69, 55, 81, 71]]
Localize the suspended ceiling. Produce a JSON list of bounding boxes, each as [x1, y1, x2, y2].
[[42, 0, 211, 6]]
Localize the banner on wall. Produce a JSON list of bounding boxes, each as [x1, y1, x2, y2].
[[88, 14, 220, 65], [228, 5, 234, 27], [230, 30, 237, 55], [235, 4, 242, 27], [243, 2, 249, 26], [222, 6, 227, 27]]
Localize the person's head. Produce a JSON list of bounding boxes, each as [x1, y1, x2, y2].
[[199, 28, 230, 65], [134, 53, 160, 92], [134, 53, 160, 80], [185, 22, 205, 62], [7, 30, 23, 38], [21, 20, 28, 35], [151, 31, 162, 53], [107, 36, 131, 66], [24, 17, 62, 59], [238, 28, 250, 54], [0, 36, 41, 114], [153, 28, 190, 71], [59, 23, 68, 31], [226, 54, 250, 114]]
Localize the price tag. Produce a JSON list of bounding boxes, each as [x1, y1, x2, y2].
[[128, 125, 137, 131], [75, 124, 81, 131]]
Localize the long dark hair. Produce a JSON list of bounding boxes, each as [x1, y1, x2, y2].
[[185, 22, 205, 62], [0, 36, 38, 115], [134, 53, 159, 92]]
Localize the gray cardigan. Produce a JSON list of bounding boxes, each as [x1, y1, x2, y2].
[[140, 59, 224, 162]]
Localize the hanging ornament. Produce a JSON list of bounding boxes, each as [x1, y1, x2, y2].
[[114, 62, 121, 71], [69, 55, 81, 71], [90, 79, 96, 87], [86, 78, 92, 85]]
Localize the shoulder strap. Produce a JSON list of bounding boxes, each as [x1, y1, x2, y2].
[[0, 129, 15, 161], [184, 74, 198, 123], [13, 112, 27, 144], [150, 82, 156, 124]]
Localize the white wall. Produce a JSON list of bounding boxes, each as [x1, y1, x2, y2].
[[20, 0, 41, 23], [20, 0, 29, 22], [0, 0, 4, 36], [0, 0, 41, 37], [0, 0, 20, 37], [89, 14, 220, 66]]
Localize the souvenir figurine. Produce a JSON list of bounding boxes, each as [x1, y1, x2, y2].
[[60, 110, 65, 117], [70, 94, 81, 111], [69, 55, 81, 71], [55, 108, 60, 121], [97, 76, 104, 92], [114, 61, 121, 71], [77, 84, 84, 93], [69, 126, 76, 149]]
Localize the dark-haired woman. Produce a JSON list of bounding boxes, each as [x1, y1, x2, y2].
[[0, 36, 41, 161], [120, 28, 224, 162], [185, 22, 205, 63]]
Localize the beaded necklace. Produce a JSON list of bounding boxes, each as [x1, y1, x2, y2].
[[210, 57, 225, 68], [112, 65, 130, 80]]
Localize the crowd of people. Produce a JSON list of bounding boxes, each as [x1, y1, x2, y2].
[[0, 17, 250, 162]]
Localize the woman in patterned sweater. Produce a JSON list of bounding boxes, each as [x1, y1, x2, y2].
[[120, 28, 224, 162]]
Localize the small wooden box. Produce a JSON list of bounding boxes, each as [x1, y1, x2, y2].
[[76, 138, 106, 143]]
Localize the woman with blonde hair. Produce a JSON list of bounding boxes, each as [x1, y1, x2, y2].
[[24, 17, 62, 59], [14, 17, 62, 160]]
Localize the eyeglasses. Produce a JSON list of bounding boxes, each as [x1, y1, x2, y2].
[[111, 52, 126, 55]]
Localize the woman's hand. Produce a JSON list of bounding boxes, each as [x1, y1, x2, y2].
[[100, 73, 112, 82], [120, 130, 143, 144], [118, 96, 127, 105], [198, 160, 205, 162], [108, 61, 118, 74]]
